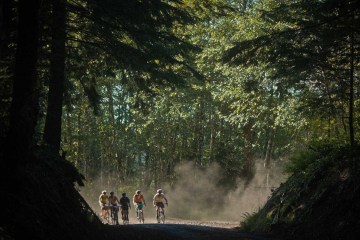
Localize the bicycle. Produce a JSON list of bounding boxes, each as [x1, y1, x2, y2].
[[110, 205, 119, 225], [121, 207, 129, 224], [136, 203, 145, 223], [101, 205, 111, 224], [155, 204, 166, 224]]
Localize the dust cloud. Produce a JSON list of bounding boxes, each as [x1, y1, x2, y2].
[[164, 161, 286, 222], [78, 160, 286, 223]]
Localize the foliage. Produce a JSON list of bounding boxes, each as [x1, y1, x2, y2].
[[240, 210, 272, 233], [1, 0, 359, 237], [240, 142, 360, 239], [284, 140, 343, 175], [224, 0, 360, 145]]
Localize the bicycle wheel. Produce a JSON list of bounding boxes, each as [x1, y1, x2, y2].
[[105, 208, 111, 224], [156, 209, 160, 223], [138, 210, 144, 223], [159, 209, 165, 224], [122, 210, 129, 224], [113, 208, 119, 225]]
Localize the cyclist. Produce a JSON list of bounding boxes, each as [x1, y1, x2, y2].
[[119, 192, 131, 221], [98, 190, 109, 221], [152, 189, 168, 221], [108, 191, 120, 225], [133, 190, 146, 219]]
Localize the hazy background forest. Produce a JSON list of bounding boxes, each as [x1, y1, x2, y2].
[[1, 0, 359, 225]]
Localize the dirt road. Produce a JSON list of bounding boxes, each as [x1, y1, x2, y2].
[[103, 218, 276, 240]]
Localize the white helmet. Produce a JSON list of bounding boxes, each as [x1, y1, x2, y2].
[[157, 189, 162, 193]]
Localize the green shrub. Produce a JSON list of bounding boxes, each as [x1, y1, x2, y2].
[[240, 210, 272, 233]]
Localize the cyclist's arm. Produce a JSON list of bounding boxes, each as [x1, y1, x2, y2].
[[164, 196, 168, 205], [152, 195, 156, 206]]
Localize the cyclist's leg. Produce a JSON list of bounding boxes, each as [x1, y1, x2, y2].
[[135, 203, 138, 218], [140, 209, 144, 222], [100, 204, 107, 221], [161, 206, 165, 223], [106, 207, 110, 222], [110, 206, 114, 224], [114, 207, 119, 225], [155, 205, 160, 223]]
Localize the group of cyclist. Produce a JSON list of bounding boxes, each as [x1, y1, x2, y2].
[[98, 189, 168, 224]]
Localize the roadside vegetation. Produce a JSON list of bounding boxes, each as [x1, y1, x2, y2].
[[0, 0, 359, 239], [240, 142, 360, 239]]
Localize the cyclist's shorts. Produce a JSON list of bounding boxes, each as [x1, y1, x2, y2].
[[155, 202, 164, 209], [135, 203, 143, 210], [112, 204, 119, 211], [100, 202, 108, 209], [121, 206, 129, 211]]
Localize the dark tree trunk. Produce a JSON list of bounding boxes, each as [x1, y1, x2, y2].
[[349, 22, 355, 147], [2, 0, 40, 172], [0, 0, 14, 60], [43, 0, 66, 152], [0, 0, 15, 141]]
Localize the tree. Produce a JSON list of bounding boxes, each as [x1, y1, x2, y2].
[[0, 0, 16, 145], [43, 0, 66, 152], [224, 0, 360, 146], [2, 0, 40, 172]]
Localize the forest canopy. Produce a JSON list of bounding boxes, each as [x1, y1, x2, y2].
[[0, 1, 359, 236]]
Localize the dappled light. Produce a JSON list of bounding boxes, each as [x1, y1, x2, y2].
[[1, 0, 359, 240]]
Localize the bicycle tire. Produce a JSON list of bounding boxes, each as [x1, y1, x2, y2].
[[122, 210, 129, 224], [160, 210, 165, 224], [138, 210, 144, 223], [105, 208, 111, 224], [112, 208, 119, 225], [156, 208, 165, 224]]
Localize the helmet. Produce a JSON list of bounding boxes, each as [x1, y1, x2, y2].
[[136, 190, 141, 194], [102, 190, 106, 194], [110, 191, 114, 195], [122, 192, 126, 196], [157, 189, 162, 193]]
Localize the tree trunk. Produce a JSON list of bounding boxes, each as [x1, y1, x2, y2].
[[43, 0, 66, 153], [3, 0, 40, 172], [0, 0, 14, 61], [349, 22, 355, 147], [243, 121, 255, 185]]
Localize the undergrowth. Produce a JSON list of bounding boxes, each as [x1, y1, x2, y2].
[[239, 141, 360, 240]]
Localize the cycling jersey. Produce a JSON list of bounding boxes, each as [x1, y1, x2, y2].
[[109, 195, 119, 205], [153, 193, 167, 203], [99, 194, 108, 204], [133, 194, 145, 204], [120, 196, 130, 207]]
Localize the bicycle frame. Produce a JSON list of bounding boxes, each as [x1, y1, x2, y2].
[[111, 205, 119, 225], [136, 204, 145, 223], [101, 205, 111, 224], [156, 205, 165, 224], [121, 208, 129, 224]]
